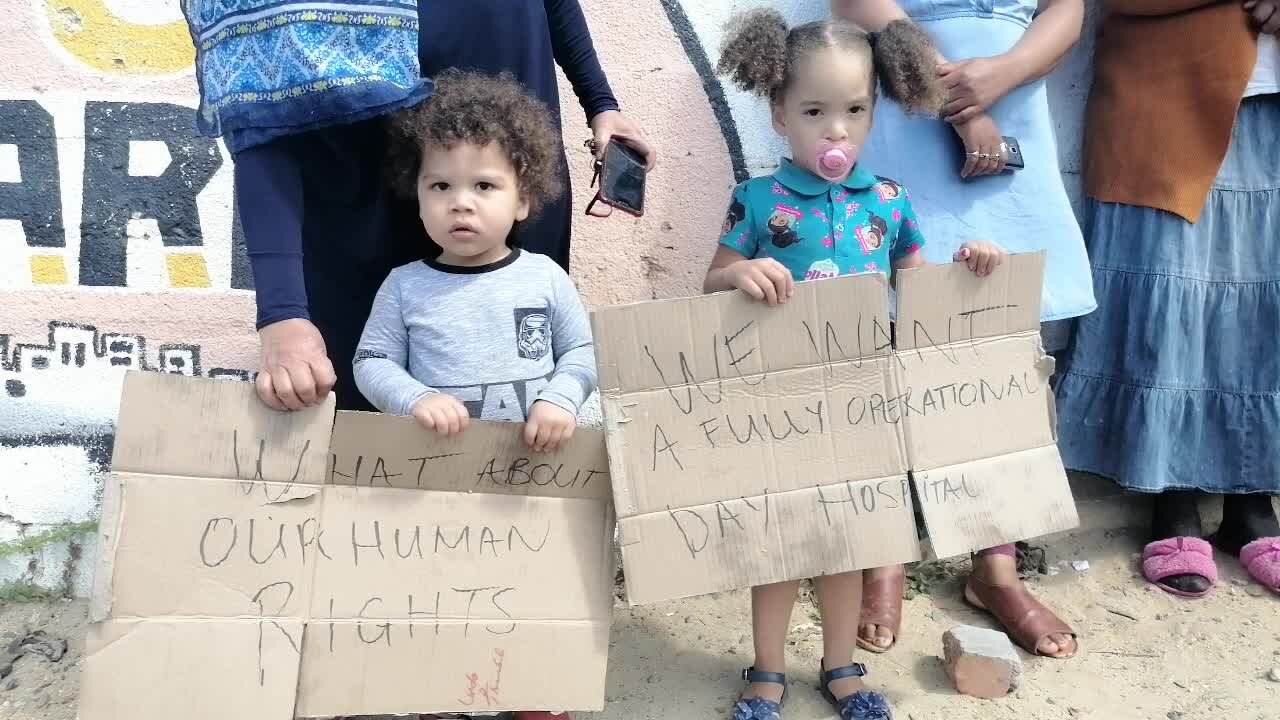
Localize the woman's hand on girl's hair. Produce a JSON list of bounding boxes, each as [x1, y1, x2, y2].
[[953, 113, 1008, 179], [938, 57, 1019, 124], [725, 258, 795, 306], [1244, 0, 1280, 34], [590, 110, 658, 170], [953, 241, 1005, 278]]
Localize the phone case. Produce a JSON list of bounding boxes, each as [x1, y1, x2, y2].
[[954, 134, 1024, 172], [594, 140, 647, 217]]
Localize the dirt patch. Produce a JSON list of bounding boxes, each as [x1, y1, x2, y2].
[[2, 528, 1278, 720]]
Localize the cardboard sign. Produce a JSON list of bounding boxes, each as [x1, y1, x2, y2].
[[592, 252, 1076, 605], [81, 372, 615, 719]]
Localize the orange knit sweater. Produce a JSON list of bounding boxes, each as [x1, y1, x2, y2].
[[1085, 0, 1260, 222]]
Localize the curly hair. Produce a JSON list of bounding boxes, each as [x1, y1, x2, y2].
[[387, 69, 564, 218], [716, 9, 943, 116]]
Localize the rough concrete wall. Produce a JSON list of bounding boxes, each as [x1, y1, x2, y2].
[[0, 0, 1096, 596]]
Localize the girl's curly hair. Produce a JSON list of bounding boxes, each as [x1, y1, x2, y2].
[[716, 8, 944, 116], [388, 69, 564, 217]]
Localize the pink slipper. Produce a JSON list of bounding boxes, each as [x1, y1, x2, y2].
[[1240, 537, 1280, 594], [1142, 537, 1218, 598]]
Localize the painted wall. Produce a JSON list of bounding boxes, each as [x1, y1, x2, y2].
[[0, 0, 1096, 595]]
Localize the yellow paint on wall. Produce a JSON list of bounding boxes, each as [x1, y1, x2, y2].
[[29, 255, 68, 285], [43, 0, 194, 75], [166, 253, 211, 288]]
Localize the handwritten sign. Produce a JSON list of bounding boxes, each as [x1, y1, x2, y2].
[[80, 372, 614, 720], [592, 252, 1076, 605]]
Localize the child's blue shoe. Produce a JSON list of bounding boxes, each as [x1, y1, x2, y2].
[[818, 661, 893, 720], [730, 667, 786, 720]]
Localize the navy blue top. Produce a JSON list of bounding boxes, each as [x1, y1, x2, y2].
[[235, 0, 619, 330]]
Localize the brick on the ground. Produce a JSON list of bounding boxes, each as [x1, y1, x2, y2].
[[942, 625, 1023, 699]]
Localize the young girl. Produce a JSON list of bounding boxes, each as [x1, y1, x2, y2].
[[708, 10, 1004, 720], [352, 69, 595, 720]]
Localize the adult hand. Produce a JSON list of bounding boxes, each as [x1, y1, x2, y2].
[[953, 113, 1008, 180], [938, 57, 1020, 124], [1244, 0, 1280, 33], [256, 318, 337, 411], [589, 110, 658, 170]]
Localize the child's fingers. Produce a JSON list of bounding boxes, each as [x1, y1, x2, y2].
[[737, 277, 765, 302], [451, 403, 470, 434], [560, 422, 576, 446], [762, 264, 792, 303], [755, 271, 780, 305], [544, 425, 565, 452], [534, 422, 555, 452], [953, 246, 972, 263], [978, 250, 996, 276], [523, 419, 540, 448]]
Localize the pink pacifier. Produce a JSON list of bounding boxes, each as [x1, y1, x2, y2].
[[816, 144, 853, 182]]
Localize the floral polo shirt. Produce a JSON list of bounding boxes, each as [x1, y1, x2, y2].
[[718, 158, 926, 282]]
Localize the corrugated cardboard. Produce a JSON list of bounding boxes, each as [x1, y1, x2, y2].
[[894, 253, 1075, 558], [593, 272, 921, 605], [81, 372, 615, 719], [593, 252, 1077, 605]]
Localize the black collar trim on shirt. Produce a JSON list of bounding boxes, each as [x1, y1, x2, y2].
[[424, 248, 521, 274]]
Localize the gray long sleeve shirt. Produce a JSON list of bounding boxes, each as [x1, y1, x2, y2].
[[353, 250, 596, 420]]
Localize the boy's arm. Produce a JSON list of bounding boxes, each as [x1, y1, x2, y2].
[[352, 273, 437, 416], [538, 267, 597, 415]]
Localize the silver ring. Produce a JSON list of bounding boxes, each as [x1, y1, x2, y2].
[[980, 153, 997, 161], [967, 151, 981, 158]]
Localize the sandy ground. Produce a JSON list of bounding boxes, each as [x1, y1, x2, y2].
[[2, 526, 1278, 720]]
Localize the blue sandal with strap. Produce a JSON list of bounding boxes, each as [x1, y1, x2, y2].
[[730, 667, 787, 720], [818, 661, 893, 720]]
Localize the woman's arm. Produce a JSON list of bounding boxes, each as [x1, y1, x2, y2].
[[938, 0, 1083, 122], [544, 0, 658, 167], [1107, 0, 1222, 15], [234, 139, 337, 411], [544, 0, 619, 121]]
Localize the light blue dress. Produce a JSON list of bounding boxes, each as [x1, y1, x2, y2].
[[859, 0, 1096, 323]]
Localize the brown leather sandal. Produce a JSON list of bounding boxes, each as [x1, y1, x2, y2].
[[963, 575, 1078, 658], [856, 571, 905, 653]]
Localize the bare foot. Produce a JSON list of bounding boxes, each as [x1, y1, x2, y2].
[[969, 554, 1077, 658], [857, 565, 904, 651]]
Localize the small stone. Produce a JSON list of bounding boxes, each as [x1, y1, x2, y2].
[[1071, 560, 1090, 572], [1267, 667, 1280, 683], [1167, 712, 1184, 720], [1232, 578, 1249, 586], [1247, 585, 1267, 598], [34, 693, 49, 708], [2, 679, 15, 692], [942, 625, 1023, 699]]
